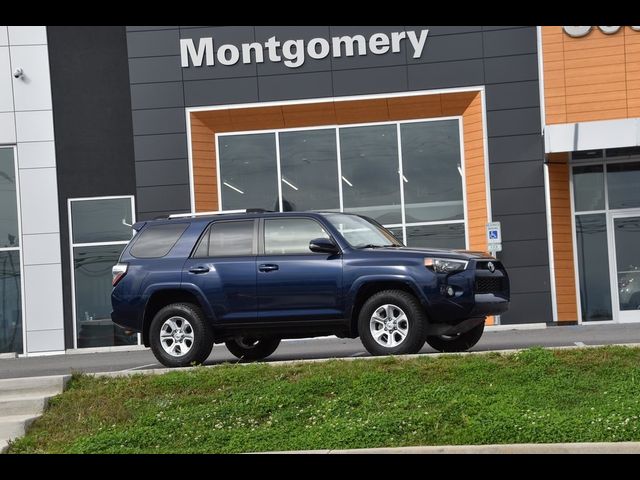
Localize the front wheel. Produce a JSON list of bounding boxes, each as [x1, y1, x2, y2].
[[225, 337, 281, 361], [149, 303, 214, 368], [358, 290, 427, 356], [425, 320, 485, 353]]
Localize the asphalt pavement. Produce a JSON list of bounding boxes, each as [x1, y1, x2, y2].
[[2, 323, 640, 379]]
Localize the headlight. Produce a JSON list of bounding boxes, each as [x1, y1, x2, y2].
[[424, 257, 468, 273]]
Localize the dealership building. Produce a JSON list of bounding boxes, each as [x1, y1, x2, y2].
[[1, 25, 639, 356]]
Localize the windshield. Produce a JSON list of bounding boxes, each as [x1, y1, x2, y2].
[[322, 213, 403, 248]]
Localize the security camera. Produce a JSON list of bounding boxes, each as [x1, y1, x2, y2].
[[13, 68, 24, 79]]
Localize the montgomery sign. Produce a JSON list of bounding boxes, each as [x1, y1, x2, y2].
[[180, 30, 429, 69]]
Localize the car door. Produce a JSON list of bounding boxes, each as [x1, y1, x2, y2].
[[182, 219, 258, 324], [257, 216, 343, 323]]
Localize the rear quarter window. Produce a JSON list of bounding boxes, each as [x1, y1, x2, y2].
[[129, 223, 189, 258]]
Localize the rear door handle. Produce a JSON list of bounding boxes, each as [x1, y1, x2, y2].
[[189, 266, 210, 274], [258, 264, 279, 272]]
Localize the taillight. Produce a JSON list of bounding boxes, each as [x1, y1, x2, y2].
[[112, 263, 128, 286]]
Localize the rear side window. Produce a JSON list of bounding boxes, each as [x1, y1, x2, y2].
[[193, 220, 254, 257], [130, 223, 189, 258]]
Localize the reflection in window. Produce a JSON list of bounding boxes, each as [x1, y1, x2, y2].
[[74, 245, 135, 348], [575, 214, 612, 321], [607, 162, 640, 210], [0, 149, 19, 249], [406, 223, 466, 249], [218, 133, 279, 211], [613, 216, 640, 311], [572, 165, 605, 212], [401, 120, 464, 223], [340, 124, 402, 224], [265, 218, 329, 255], [279, 129, 339, 211], [0, 251, 22, 354], [71, 198, 134, 244]]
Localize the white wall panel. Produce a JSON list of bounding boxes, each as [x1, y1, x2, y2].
[[19, 167, 60, 234], [10, 45, 52, 111]]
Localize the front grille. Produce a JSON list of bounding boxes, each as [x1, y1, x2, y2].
[[475, 276, 506, 293]]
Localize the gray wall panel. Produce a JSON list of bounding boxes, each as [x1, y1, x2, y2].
[[127, 26, 178, 32], [484, 54, 539, 84], [412, 26, 482, 36], [507, 265, 551, 294], [482, 26, 527, 31], [408, 59, 484, 90], [130, 82, 184, 110], [132, 107, 186, 135], [333, 66, 407, 97], [485, 81, 540, 111], [488, 134, 544, 164], [137, 184, 190, 213], [254, 26, 332, 75], [489, 160, 544, 189], [487, 107, 541, 137], [134, 133, 188, 161], [128, 56, 182, 84], [258, 71, 333, 101], [126, 29, 180, 58], [492, 186, 546, 216], [135, 159, 189, 187], [500, 292, 553, 324], [407, 32, 483, 64], [483, 27, 537, 57], [496, 213, 548, 242], [498, 239, 550, 268], [184, 77, 259, 106]]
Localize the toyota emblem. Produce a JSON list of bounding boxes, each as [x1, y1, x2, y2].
[[487, 262, 495, 273]]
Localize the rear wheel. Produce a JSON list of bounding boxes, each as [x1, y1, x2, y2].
[[149, 303, 213, 368], [225, 337, 281, 361], [358, 290, 427, 356], [425, 320, 485, 353]]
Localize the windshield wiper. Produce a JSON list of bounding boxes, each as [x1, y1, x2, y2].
[[356, 244, 399, 249]]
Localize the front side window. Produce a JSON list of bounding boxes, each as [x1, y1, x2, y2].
[[323, 213, 402, 249], [264, 218, 330, 255]]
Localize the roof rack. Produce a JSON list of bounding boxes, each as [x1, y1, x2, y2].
[[168, 208, 275, 219]]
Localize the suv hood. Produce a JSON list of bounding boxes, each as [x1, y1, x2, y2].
[[362, 246, 495, 260]]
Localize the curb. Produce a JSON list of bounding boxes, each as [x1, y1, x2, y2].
[[258, 441, 640, 454]]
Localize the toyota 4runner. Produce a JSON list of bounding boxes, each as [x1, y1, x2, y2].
[[111, 210, 510, 367]]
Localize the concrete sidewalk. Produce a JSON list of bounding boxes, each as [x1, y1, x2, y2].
[[263, 442, 640, 454]]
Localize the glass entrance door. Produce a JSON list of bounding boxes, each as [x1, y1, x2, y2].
[[610, 210, 640, 322]]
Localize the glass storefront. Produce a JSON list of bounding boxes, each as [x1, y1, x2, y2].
[[0, 147, 22, 355], [69, 196, 136, 348], [572, 148, 640, 322], [216, 119, 466, 248]]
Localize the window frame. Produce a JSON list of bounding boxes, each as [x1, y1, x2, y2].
[[259, 216, 339, 257], [191, 218, 259, 258]]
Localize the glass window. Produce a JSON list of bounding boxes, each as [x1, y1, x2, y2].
[[279, 129, 339, 212], [322, 213, 401, 248], [607, 162, 640, 210], [613, 216, 640, 311], [130, 223, 189, 259], [0, 149, 19, 248], [195, 221, 254, 257], [264, 218, 329, 255], [340, 124, 402, 224], [386, 227, 405, 245], [74, 245, 135, 348], [0, 251, 22, 354], [71, 198, 134, 244], [572, 165, 605, 212], [400, 120, 464, 223], [575, 214, 612, 321], [218, 133, 279, 211], [406, 223, 466, 249]]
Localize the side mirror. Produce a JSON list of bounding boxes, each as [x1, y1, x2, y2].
[[309, 237, 339, 254]]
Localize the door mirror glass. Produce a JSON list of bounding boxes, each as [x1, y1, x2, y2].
[[309, 237, 339, 254]]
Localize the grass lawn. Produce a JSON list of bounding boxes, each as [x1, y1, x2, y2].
[[7, 346, 640, 453]]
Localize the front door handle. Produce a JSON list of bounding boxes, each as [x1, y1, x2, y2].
[[189, 266, 210, 274], [258, 264, 279, 272]]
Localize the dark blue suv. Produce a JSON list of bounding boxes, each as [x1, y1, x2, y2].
[[111, 211, 509, 367]]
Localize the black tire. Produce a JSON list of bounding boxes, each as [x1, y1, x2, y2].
[[149, 303, 214, 368], [358, 289, 427, 356], [425, 320, 485, 353], [225, 337, 281, 361]]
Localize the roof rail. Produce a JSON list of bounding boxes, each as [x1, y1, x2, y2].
[[168, 208, 275, 219]]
